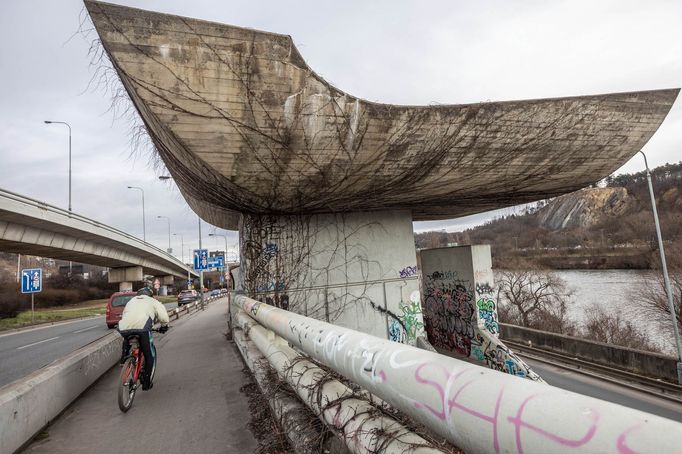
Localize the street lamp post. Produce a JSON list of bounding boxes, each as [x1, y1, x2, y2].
[[159, 175, 203, 305], [127, 186, 146, 242], [44, 121, 72, 212], [639, 150, 682, 384], [157, 215, 172, 253], [173, 233, 190, 288]]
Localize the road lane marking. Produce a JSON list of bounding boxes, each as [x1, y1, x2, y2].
[[72, 326, 98, 334], [17, 336, 60, 350]]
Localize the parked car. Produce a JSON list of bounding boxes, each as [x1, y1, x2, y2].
[[210, 289, 221, 297], [177, 289, 199, 306], [220, 288, 228, 294], [106, 291, 136, 329]]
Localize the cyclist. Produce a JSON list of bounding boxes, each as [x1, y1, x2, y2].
[[118, 286, 169, 390]]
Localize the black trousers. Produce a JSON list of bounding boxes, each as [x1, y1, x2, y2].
[[119, 323, 156, 387]]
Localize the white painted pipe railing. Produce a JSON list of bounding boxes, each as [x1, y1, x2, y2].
[[235, 309, 443, 453], [234, 294, 682, 454]]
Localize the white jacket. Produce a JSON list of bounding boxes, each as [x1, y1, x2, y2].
[[118, 295, 170, 331]]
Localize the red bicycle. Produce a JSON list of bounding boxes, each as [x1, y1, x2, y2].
[[117, 326, 169, 412]]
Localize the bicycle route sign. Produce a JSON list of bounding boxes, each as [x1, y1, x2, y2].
[[21, 268, 42, 294]]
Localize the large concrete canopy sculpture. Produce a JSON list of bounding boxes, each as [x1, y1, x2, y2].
[[85, 1, 678, 230]]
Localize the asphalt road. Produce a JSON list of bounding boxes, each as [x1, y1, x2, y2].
[[25, 299, 256, 454], [0, 302, 178, 388], [525, 357, 682, 423]]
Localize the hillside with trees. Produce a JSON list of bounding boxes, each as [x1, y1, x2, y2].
[[415, 161, 682, 270]]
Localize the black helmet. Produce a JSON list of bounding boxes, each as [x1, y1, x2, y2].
[[137, 286, 154, 297]]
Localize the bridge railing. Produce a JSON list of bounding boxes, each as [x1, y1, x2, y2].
[[232, 294, 682, 454]]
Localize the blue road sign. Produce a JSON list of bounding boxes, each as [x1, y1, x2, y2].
[[193, 249, 209, 270], [208, 255, 224, 269], [21, 268, 42, 294]]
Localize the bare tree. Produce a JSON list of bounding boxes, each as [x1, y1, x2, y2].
[[496, 268, 576, 334], [629, 244, 682, 353], [582, 304, 659, 352]]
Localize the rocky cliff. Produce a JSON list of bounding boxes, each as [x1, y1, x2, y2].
[[536, 187, 631, 230]]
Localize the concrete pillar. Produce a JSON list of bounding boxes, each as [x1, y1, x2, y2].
[[119, 282, 133, 292], [108, 266, 143, 283], [239, 211, 425, 344], [420, 245, 542, 381]]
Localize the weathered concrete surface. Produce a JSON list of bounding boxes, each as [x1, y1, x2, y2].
[[85, 1, 679, 230], [24, 299, 257, 454], [0, 188, 195, 279], [500, 322, 680, 382], [239, 211, 424, 343]]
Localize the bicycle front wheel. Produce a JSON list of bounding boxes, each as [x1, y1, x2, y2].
[[118, 358, 138, 412]]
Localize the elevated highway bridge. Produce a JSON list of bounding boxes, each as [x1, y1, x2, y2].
[[0, 187, 197, 288]]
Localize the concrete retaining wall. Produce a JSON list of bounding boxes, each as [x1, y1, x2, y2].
[[499, 323, 679, 382], [0, 333, 120, 454]]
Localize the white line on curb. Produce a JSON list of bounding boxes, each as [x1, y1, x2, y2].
[[17, 336, 60, 350]]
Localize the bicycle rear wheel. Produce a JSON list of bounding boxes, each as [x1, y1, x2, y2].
[[118, 357, 138, 412]]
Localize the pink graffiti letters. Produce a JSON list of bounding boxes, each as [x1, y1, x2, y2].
[[507, 393, 599, 454], [449, 381, 505, 454], [616, 424, 642, 454]]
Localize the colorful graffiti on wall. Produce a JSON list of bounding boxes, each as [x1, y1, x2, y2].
[[374, 292, 424, 344], [422, 269, 541, 381], [423, 272, 476, 357]]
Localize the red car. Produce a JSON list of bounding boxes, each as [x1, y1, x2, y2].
[[106, 291, 136, 329]]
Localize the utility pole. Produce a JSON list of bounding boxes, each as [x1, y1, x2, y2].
[[639, 150, 682, 384]]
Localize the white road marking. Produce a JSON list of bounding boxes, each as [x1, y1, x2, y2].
[[17, 336, 60, 350], [73, 325, 98, 334]]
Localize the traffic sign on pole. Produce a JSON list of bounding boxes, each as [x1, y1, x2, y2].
[[21, 268, 42, 324], [21, 268, 42, 294], [193, 249, 209, 270], [207, 255, 224, 269]]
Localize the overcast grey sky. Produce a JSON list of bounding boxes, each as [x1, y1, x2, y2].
[[1, 0, 681, 253]]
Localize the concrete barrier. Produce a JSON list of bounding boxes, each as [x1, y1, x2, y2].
[[0, 333, 120, 454], [0, 296, 223, 454], [499, 323, 679, 382]]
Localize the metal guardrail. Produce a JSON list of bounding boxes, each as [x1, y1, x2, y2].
[[0, 186, 196, 278], [233, 294, 682, 454], [504, 339, 682, 403]]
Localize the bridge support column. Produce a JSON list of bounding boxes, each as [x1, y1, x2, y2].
[[420, 245, 542, 381], [108, 266, 143, 290], [239, 211, 424, 344], [155, 275, 175, 296]]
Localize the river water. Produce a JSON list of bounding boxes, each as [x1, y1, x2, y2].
[[505, 269, 676, 355]]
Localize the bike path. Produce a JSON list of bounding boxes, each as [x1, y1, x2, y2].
[[25, 299, 257, 454]]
